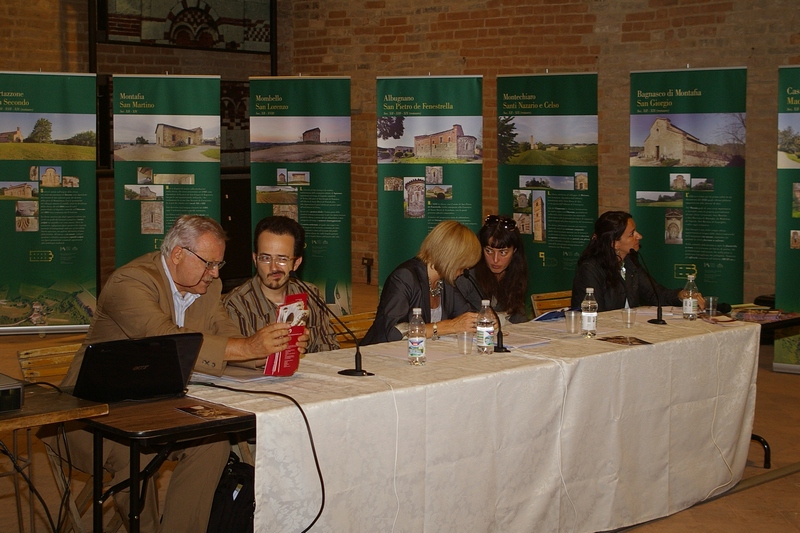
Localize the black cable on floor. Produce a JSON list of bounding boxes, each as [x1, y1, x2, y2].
[[0, 438, 59, 532]]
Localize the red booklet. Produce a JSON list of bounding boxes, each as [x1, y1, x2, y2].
[[264, 293, 307, 377]]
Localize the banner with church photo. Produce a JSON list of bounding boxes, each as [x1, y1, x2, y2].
[[776, 67, 800, 313], [497, 73, 598, 300], [113, 75, 221, 267], [0, 71, 97, 333], [376, 76, 483, 287], [629, 68, 746, 305], [249, 77, 352, 314]]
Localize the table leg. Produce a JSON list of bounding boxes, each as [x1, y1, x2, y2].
[[129, 440, 140, 533], [751, 433, 771, 469], [11, 429, 24, 533], [25, 429, 34, 533], [93, 430, 103, 533]]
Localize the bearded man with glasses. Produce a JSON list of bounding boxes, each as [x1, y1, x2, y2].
[[223, 215, 340, 354]]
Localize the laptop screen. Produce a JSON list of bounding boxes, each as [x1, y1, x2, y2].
[[73, 333, 204, 403]]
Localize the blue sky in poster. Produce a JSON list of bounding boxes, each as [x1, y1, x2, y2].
[[0, 112, 95, 140], [778, 113, 800, 130], [251, 116, 351, 143], [511, 115, 597, 145], [630, 113, 746, 146]]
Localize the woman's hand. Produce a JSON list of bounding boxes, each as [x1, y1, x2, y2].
[[678, 290, 706, 311], [439, 312, 478, 336], [695, 293, 706, 311]]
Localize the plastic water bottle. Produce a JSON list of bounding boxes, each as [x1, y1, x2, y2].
[[408, 307, 426, 365], [476, 299, 495, 354], [581, 288, 598, 338], [682, 274, 699, 321]]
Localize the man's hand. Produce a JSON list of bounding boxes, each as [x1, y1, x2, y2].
[[247, 322, 293, 357], [225, 323, 311, 363]]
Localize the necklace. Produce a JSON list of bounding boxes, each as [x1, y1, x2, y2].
[[429, 279, 443, 297]]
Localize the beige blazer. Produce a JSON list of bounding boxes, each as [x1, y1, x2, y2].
[[62, 252, 241, 387]]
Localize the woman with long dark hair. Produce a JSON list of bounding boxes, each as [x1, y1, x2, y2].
[[457, 215, 529, 324], [571, 210, 703, 311]]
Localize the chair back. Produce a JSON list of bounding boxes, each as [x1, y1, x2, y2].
[[18, 343, 82, 385], [531, 290, 572, 317], [330, 311, 376, 348]]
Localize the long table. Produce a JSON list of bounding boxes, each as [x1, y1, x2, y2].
[[189, 309, 761, 533]]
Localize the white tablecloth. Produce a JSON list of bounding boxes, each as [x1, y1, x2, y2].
[[189, 310, 760, 533]]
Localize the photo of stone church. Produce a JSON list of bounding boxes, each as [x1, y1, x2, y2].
[[413, 124, 478, 160], [155, 123, 202, 146], [114, 114, 220, 162], [378, 115, 482, 163], [642, 118, 707, 163], [630, 113, 746, 167]]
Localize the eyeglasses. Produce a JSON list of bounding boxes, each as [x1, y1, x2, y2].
[[182, 247, 226, 271], [256, 253, 295, 267], [484, 215, 516, 230]]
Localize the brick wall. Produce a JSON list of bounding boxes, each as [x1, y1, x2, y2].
[[287, 0, 799, 301], [1, 0, 796, 300]]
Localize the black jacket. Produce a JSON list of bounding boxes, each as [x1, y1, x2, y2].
[[362, 258, 471, 345], [570, 255, 681, 312]]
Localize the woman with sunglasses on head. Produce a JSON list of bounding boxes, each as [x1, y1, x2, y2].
[[571, 210, 704, 311], [362, 220, 482, 345], [457, 215, 529, 324]]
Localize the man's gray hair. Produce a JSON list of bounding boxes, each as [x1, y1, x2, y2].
[[160, 215, 227, 257]]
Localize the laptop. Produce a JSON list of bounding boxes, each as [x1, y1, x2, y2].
[[72, 333, 204, 403]]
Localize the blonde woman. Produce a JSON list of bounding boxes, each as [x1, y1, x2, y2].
[[362, 220, 482, 345]]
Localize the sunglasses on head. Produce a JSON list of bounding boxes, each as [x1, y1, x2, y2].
[[484, 215, 516, 230]]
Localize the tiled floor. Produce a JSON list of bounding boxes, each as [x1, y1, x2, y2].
[[1, 284, 799, 531]]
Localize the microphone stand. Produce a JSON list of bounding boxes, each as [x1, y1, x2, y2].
[[629, 248, 666, 325], [461, 271, 510, 352], [290, 273, 373, 376]]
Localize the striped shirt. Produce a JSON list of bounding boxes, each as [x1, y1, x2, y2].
[[223, 276, 340, 353]]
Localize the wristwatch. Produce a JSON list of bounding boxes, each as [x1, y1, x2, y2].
[[432, 322, 439, 340]]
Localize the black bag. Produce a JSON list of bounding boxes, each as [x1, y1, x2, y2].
[[206, 452, 255, 533]]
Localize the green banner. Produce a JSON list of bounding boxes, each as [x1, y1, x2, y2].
[[776, 67, 800, 312], [376, 76, 483, 287], [250, 77, 352, 314], [629, 68, 747, 304], [113, 75, 221, 267], [0, 72, 97, 333], [497, 73, 598, 301]]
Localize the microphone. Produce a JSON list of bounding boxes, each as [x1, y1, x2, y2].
[[289, 272, 373, 376], [628, 248, 666, 325], [460, 270, 510, 352]]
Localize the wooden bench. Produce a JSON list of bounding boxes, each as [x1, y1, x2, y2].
[[330, 311, 376, 348]]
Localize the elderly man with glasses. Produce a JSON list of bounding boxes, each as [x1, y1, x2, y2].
[[223, 215, 339, 354], [52, 214, 308, 533]]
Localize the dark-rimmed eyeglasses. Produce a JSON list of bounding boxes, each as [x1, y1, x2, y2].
[[182, 247, 226, 271], [256, 253, 295, 267], [484, 215, 516, 230]]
